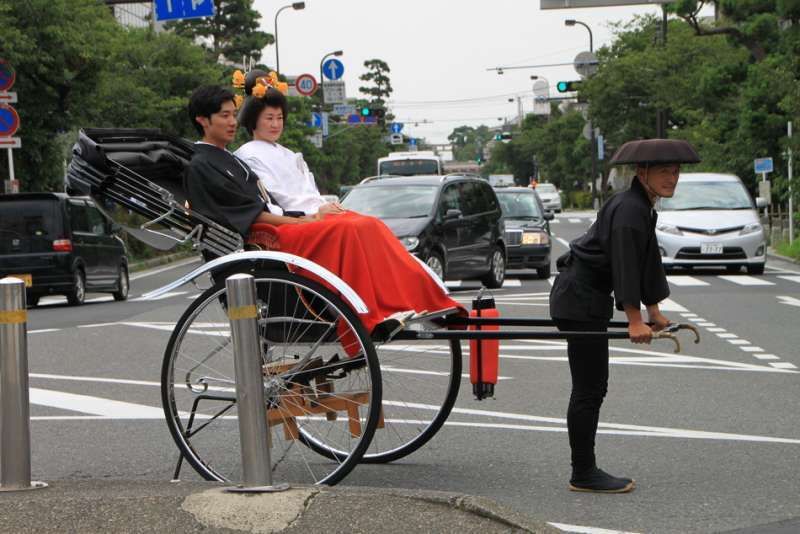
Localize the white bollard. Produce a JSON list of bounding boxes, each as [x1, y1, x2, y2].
[[0, 277, 47, 491], [224, 274, 288, 493]]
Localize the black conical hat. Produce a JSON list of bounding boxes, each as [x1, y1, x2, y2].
[[609, 139, 701, 165]]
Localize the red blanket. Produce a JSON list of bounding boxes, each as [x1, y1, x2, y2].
[[247, 212, 463, 337]]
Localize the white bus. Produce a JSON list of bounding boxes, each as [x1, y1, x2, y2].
[[377, 151, 443, 176]]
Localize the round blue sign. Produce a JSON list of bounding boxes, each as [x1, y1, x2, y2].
[[322, 58, 344, 81], [0, 105, 20, 136], [0, 61, 15, 91]]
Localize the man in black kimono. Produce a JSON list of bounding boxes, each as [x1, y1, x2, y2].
[[185, 85, 305, 258], [549, 138, 701, 493]]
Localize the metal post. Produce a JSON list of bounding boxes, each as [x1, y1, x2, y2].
[[224, 274, 288, 493], [656, 6, 668, 139], [789, 121, 794, 243], [0, 277, 47, 492], [763, 171, 769, 221]]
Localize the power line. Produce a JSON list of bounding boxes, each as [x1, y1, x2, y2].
[[388, 90, 532, 106]]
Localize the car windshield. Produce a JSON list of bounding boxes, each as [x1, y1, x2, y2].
[[496, 192, 543, 218], [0, 199, 60, 254], [659, 181, 753, 210], [379, 159, 440, 176], [536, 184, 556, 193], [342, 184, 437, 218]]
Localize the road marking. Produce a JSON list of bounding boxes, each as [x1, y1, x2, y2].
[[386, 401, 800, 444], [777, 296, 800, 308], [129, 256, 202, 280], [687, 317, 707, 322], [568, 218, 581, 223], [680, 313, 697, 318], [548, 276, 556, 286], [753, 354, 780, 360], [653, 299, 687, 312], [555, 237, 570, 248], [770, 362, 798, 369], [445, 279, 521, 289], [131, 291, 188, 302], [30, 388, 164, 419], [706, 327, 726, 332], [740, 346, 764, 352], [697, 322, 716, 327], [502, 279, 522, 287], [28, 328, 60, 334], [778, 275, 800, 284], [717, 333, 737, 338], [667, 276, 709, 286], [549, 523, 640, 534], [718, 275, 775, 286], [728, 339, 750, 345]]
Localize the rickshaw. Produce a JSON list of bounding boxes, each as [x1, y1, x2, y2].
[[65, 128, 699, 487]]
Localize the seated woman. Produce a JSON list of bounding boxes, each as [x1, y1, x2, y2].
[[226, 73, 462, 338]]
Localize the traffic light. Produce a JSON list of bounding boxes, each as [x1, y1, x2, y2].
[[359, 106, 386, 125], [494, 132, 512, 142], [360, 106, 372, 117], [556, 80, 582, 93]]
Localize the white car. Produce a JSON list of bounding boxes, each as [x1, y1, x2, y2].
[[535, 183, 562, 213], [656, 173, 767, 274]]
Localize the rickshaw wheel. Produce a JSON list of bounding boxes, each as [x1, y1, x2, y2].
[[161, 270, 382, 486], [298, 338, 462, 464]]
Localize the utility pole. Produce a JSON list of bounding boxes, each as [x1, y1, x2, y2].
[[656, 5, 668, 138], [790, 121, 795, 243]]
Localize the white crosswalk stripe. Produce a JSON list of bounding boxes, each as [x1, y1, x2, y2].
[[718, 275, 775, 286], [778, 275, 800, 284], [568, 218, 582, 223], [445, 279, 521, 289], [667, 276, 709, 286], [777, 296, 800, 308]]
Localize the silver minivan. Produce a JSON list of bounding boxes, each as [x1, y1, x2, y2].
[[655, 173, 767, 274]]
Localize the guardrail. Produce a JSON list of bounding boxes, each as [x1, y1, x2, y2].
[[0, 277, 47, 492]]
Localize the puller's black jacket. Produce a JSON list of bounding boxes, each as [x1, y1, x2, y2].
[[549, 177, 670, 322]]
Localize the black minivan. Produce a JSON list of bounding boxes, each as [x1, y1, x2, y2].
[[341, 175, 507, 287], [0, 193, 129, 306]]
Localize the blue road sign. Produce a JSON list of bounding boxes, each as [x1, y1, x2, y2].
[[0, 61, 15, 91], [409, 138, 417, 146], [0, 105, 20, 137], [754, 157, 773, 174], [322, 59, 344, 81], [390, 123, 404, 134], [309, 112, 322, 128], [154, 0, 214, 22]]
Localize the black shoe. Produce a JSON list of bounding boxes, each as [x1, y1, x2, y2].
[[569, 467, 635, 493]]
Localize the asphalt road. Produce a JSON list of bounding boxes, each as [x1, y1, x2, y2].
[[19, 213, 800, 533]]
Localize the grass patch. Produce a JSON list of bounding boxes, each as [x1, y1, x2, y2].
[[776, 239, 800, 261]]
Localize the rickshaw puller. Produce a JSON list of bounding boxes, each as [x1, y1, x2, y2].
[[549, 138, 701, 493]]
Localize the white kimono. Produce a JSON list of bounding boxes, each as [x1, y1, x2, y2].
[[234, 140, 327, 215]]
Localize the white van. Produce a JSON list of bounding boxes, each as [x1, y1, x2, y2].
[[377, 151, 443, 176]]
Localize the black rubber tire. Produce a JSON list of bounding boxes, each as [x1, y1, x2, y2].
[[161, 270, 382, 486], [66, 270, 86, 306], [537, 263, 552, 279], [26, 294, 40, 307], [425, 251, 446, 281], [480, 246, 506, 289], [747, 263, 765, 275], [113, 265, 129, 301]]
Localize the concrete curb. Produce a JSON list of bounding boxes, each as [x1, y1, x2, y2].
[[0, 480, 557, 534], [767, 247, 800, 266]]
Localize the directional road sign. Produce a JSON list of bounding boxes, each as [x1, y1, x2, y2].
[[390, 133, 403, 145], [322, 58, 344, 81], [0, 104, 20, 137], [310, 112, 322, 128], [390, 123, 404, 134], [154, 0, 214, 22], [323, 81, 346, 104], [346, 114, 376, 125], [294, 74, 318, 97], [0, 61, 15, 92], [332, 104, 355, 116], [754, 157, 773, 174]]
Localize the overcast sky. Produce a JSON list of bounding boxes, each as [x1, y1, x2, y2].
[[252, 1, 713, 144]]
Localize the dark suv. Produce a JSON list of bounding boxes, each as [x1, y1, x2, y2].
[[341, 175, 507, 287], [0, 193, 129, 306], [494, 186, 554, 279]]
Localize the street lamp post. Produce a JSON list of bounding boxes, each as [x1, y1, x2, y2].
[[566, 19, 597, 208], [274, 2, 305, 75]]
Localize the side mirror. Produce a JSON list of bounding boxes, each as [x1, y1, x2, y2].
[[543, 212, 554, 221], [444, 208, 462, 220], [755, 197, 768, 209]]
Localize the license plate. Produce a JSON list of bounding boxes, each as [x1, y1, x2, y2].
[[9, 274, 32, 287], [700, 243, 723, 254]]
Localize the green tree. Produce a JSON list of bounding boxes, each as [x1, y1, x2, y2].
[[0, 0, 119, 191], [448, 125, 493, 162], [359, 59, 393, 108], [166, 0, 273, 63]]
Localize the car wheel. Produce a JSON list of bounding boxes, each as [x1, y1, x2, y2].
[[536, 263, 551, 280], [425, 252, 446, 281], [747, 263, 765, 275], [113, 265, 129, 301], [26, 294, 40, 307], [480, 246, 505, 289], [67, 269, 86, 306]]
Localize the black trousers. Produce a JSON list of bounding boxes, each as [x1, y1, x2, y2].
[[553, 318, 609, 474]]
